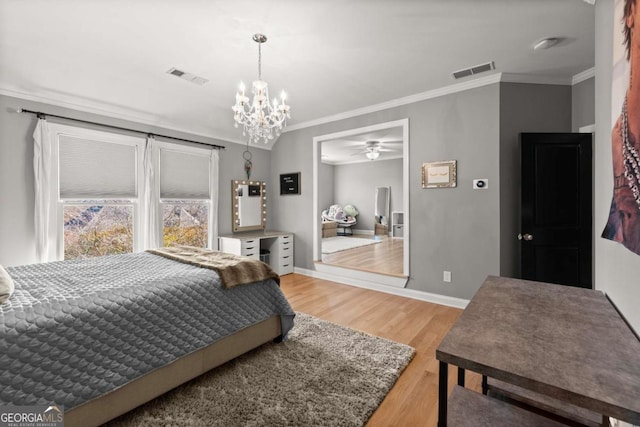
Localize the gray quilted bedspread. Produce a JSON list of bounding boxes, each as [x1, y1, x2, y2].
[[0, 252, 295, 410]]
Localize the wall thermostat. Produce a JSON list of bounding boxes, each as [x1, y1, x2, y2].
[[473, 179, 488, 190]]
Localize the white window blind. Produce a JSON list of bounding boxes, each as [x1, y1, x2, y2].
[[160, 149, 210, 199], [59, 135, 137, 199]]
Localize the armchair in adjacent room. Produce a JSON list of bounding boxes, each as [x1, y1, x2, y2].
[[321, 204, 358, 236]]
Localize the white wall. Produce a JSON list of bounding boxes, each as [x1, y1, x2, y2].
[[594, 1, 640, 333]]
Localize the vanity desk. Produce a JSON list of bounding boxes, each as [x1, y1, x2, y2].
[[225, 180, 293, 276], [219, 231, 294, 276]]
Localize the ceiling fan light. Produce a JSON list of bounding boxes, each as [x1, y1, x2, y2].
[[366, 151, 380, 160]]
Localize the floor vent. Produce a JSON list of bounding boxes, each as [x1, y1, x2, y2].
[[166, 68, 209, 86], [452, 61, 495, 79]]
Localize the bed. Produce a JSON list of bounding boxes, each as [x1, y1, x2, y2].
[[0, 251, 295, 426]]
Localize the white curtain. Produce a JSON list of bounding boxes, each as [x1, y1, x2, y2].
[[209, 149, 220, 250], [143, 136, 160, 249], [33, 118, 54, 262]]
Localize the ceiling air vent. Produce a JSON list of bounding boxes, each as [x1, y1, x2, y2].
[[452, 61, 495, 80], [166, 68, 209, 86]]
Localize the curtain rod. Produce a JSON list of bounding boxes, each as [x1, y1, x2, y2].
[[17, 108, 226, 150]]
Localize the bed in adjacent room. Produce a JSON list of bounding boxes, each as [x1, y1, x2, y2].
[[0, 249, 295, 426]]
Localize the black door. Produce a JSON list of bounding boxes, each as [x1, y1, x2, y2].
[[520, 133, 592, 288]]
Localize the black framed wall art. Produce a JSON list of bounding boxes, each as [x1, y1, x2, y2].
[[280, 172, 301, 195]]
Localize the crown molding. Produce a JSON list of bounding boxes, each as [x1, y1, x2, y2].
[[0, 86, 267, 149], [284, 70, 588, 133], [572, 67, 595, 85], [500, 72, 572, 86], [284, 73, 502, 132], [4, 65, 595, 143]]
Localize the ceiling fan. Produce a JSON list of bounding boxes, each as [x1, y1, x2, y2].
[[350, 140, 402, 160]]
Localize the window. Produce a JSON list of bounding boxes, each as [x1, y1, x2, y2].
[[162, 201, 208, 247], [63, 202, 134, 259], [49, 125, 145, 260], [158, 144, 212, 248], [43, 124, 217, 261]]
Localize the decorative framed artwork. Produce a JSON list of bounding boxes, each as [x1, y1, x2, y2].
[[601, 1, 640, 256], [422, 160, 457, 188], [280, 172, 301, 195]]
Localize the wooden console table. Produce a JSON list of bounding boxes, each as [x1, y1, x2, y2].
[[436, 276, 640, 426]]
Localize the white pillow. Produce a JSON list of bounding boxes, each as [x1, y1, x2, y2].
[[0, 264, 15, 304]]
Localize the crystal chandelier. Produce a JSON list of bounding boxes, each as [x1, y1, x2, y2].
[[232, 34, 291, 144]]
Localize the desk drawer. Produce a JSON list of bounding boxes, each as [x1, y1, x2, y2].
[[242, 251, 259, 259], [241, 239, 258, 250], [279, 245, 292, 255], [279, 235, 292, 246], [279, 234, 292, 243], [278, 255, 294, 275], [241, 239, 259, 259]]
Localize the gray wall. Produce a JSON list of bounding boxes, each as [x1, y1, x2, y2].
[[332, 158, 402, 231], [0, 77, 607, 312], [572, 77, 596, 131], [318, 162, 334, 217], [594, 1, 640, 333], [271, 84, 501, 300], [0, 94, 269, 267], [499, 83, 573, 278]]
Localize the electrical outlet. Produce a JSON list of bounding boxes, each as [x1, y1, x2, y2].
[[443, 271, 452, 283]]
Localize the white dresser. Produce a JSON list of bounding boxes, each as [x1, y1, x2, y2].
[[219, 231, 294, 276]]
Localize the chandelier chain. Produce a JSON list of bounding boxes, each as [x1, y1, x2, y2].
[[258, 40, 262, 80]]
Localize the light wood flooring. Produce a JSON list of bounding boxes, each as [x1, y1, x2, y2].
[[280, 274, 482, 427], [321, 235, 405, 277]]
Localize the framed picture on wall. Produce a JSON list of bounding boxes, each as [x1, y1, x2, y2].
[[280, 172, 301, 195], [422, 160, 457, 188], [601, 0, 640, 256]]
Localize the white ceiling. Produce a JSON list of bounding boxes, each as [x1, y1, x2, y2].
[[322, 128, 404, 165], [0, 1, 595, 149]]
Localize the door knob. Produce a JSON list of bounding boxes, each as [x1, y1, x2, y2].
[[518, 233, 534, 241]]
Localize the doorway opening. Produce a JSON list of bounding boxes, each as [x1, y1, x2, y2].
[[312, 119, 409, 287]]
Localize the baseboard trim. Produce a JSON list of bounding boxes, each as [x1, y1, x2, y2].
[[312, 263, 408, 288], [294, 266, 469, 309]]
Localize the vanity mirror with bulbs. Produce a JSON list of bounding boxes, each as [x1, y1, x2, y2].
[[231, 180, 267, 232], [221, 179, 294, 275]]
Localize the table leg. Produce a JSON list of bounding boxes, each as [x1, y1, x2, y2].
[[438, 361, 448, 427], [457, 367, 465, 387], [482, 375, 488, 395]]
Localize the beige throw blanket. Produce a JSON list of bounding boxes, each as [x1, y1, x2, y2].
[[147, 246, 280, 289]]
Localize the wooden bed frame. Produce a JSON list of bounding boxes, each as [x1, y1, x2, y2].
[[65, 315, 282, 427]]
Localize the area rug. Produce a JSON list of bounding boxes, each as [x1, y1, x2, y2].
[[107, 312, 414, 427], [322, 236, 382, 254]]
